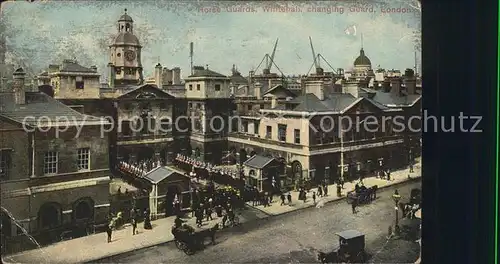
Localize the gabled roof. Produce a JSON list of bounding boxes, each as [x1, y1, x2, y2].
[[262, 84, 297, 98], [281, 93, 359, 112], [189, 66, 226, 78], [372, 91, 421, 107], [117, 84, 174, 99], [0, 92, 103, 126], [58, 60, 96, 73], [143, 167, 176, 184], [244, 155, 275, 169], [336, 229, 364, 239]]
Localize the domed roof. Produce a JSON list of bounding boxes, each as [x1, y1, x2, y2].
[[354, 49, 371, 66], [118, 9, 133, 22], [113, 32, 140, 46]]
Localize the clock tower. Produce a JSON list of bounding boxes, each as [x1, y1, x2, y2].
[[108, 9, 143, 88]]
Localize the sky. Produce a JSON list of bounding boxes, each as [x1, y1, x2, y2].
[[1, 0, 421, 79]]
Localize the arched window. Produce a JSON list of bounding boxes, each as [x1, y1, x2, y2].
[[74, 198, 94, 220], [38, 203, 62, 230], [291, 161, 303, 183], [125, 23, 130, 32]]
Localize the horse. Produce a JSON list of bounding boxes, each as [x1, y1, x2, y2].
[[195, 223, 220, 245]]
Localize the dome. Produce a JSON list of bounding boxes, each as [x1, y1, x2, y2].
[[354, 49, 371, 66], [118, 9, 133, 22], [113, 32, 140, 46]]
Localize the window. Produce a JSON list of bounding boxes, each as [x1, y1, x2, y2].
[[266, 126, 272, 139], [0, 150, 12, 180], [278, 124, 287, 141], [121, 120, 132, 136], [125, 68, 135, 75], [159, 102, 168, 110], [116, 68, 121, 74], [117, 53, 121, 57], [189, 84, 193, 91], [43, 151, 58, 175], [247, 105, 252, 111], [196, 84, 201, 91], [215, 84, 221, 91], [294, 129, 300, 144], [77, 148, 90, 171], [259, 104, 265, 109], [75, 76, 84, 89], [188, 103, 192, 109], [159, 118, 171, 133]]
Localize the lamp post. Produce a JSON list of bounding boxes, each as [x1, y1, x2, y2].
[[392, 190, 401, 235]]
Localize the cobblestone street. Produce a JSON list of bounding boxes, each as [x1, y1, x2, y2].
[[96, 181, 421, 263]]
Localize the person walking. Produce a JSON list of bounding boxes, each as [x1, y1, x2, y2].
[[205, 205, 213, 221], [312, 192, 316, 204], [131, 215, 138, 235], [336, 184, 342, 197], [106, 221, 113, 243], [317, 185, 323, 197], [280, 193, 286, 205], [351, 196, 358, 214], [195, 207, 203, 227], [409, 164, 414, 173], [387, 169, 391, 181], [287, 193, 292, 205]]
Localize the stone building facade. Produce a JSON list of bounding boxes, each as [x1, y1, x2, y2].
[[0, 68, 111, 251]]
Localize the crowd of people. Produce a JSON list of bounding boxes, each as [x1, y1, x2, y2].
[[175, 154, 241, 179], [118, 159, 163, 177], [189, 185, 242, 228]]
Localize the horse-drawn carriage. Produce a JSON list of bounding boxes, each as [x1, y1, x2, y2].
[[317, 230, 367, 263], [346, 185, 377, 205], [171, 223, 219, 255]]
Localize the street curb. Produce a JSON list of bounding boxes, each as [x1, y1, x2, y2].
[[250, 176, 422, 218], [87, 177, 421, 263]]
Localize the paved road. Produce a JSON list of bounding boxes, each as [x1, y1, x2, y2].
[[96, 181, 421, 263]]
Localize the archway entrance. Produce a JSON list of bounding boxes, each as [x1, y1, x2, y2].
[[138, 147, 154, 162], [73, 199, 94, 222], [38, 203, 62, 230], [165, 185, 181, 217]]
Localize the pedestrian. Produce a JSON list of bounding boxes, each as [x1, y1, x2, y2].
[[323, 184, 328, 196], [387, 169, 391, 181], [131, 216, 137, 235], [215, 204, 223, 217], [351, 197, 358, 214], [206, 206, 213, 221], [143, 209, 152, 230], [287, 193, 292, 204], [222, 212, 228, 228], [269, 193, 273, 203], [336, 184, 342, 197], [312, 192, 316, 204], [317, 186, 323, 197], [280, 193, 286, 205], [106, 221, 113, 243], [409, 164, 414, 173], [195, 208, 203, 227]]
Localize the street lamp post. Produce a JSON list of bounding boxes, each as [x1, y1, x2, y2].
[[392, 190, 401, 236]]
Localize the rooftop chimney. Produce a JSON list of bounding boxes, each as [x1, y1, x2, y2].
[[404, 68, 417, 95], [172, 67, 181, 85], [382, 79, 391, 92], [254, 82, 262, 99], [154, 63, 163, 88], [90, 65, 98, 72], [342, 79, 360, 98], [13, 67, 26, 104], [390, 77, 402, 96], [163, 68, 172, 85], [304, 80, 325, 100]]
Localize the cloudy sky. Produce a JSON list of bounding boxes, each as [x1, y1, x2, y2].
[[1, 0, 420, 79]]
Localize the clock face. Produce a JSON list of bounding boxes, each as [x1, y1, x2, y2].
[[124, 50, 136, 61]]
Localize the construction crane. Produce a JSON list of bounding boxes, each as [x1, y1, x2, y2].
[[255, 38, 279, 75], [307, 36, 340, 76]]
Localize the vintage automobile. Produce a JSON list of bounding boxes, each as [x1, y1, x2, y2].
[[317, 230, 367, 263]]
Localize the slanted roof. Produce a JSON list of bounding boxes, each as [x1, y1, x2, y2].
[[189, 66, 226, 78], [336, 230, 364, 239], [0, 92, 104, 127], [283, 93, 359, 112], [143, 167, 176, 184], [58, 60, 96, 73], [372, 91, 421, 107], [117, 84, 174, 99], [244, 155, 275, 169], [263, 84, 297, 98]]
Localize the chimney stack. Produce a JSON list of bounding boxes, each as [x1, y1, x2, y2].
[[341, 79, 360, 98], [13, 67, 26, 104], [382, 78, 391, 92], [163, 68, 173, 85], [154, 63, 163, 88], [90, 65, 97, 72], [107, 63, 115, 89], [254, 82, 262, 99], [390, 77, 402, 96], [305, 80, 325, 100], [172, 67, 181, 85], [404, 68, 417, 95]]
